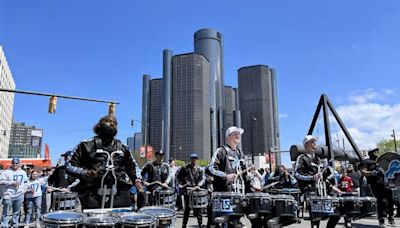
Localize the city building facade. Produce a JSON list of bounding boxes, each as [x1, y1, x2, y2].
[[170, 53, 211, 161], [0, 46, 16, 158], [238, 65, 281, 166], [8, 122, 43, 158]]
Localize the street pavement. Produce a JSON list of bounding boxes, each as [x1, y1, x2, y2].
[[177, 212, 399, 227]]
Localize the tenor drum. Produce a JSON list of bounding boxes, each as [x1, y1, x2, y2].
[[189, 189, 208, 208], [309, 196, 340, 220], [42, 211, 85, 228], [139, 206, 176, 228], [359, 196, 377, 218], [246, 192, 273, 214], [272, 194, 298, 218], [211, 192, 244, 221], [339, 196, 362, 218], [120, 213, 157, 228], [51, 192, 78, 211], [85, 215, 119, 228], [155, 188, 175, 209], [111, 208, 132, 218]]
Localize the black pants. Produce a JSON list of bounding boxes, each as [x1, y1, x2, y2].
[[183, 195, 202, 227], [374, 187, 394, 221]]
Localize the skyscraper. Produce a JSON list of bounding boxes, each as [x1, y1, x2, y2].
[[141, 75, 163, 153], [224, 86, 240, 128], [170, 53, 210, 162], [8, 122, 43, 158], [194, 28, 224, 154], [0, 46, 16, 158], [162, 49, 173, 161], [127, 132, 142, 152], [238, 65, 281, 165]]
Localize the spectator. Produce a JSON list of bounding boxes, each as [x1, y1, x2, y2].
[[347, 164, 362, 195], [338, 169, 353, 192]]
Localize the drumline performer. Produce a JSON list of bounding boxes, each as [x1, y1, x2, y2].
[[294, 135, 342, 228], [177, 153, 205, 228], [141, 150, 171, 206], [208, 126, 247, 227], [66, 115, 144, 209]]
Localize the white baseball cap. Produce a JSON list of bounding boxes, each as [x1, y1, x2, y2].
[[225, 126, 244, 137], [303, 135, 318, 146]]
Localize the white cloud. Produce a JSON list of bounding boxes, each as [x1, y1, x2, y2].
[[333, 89, 400, 149]]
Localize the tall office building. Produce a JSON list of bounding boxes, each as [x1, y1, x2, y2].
[[162, 49, 173, 161], [170, 53, 211, 162], [8, 122, 43, 158], [194, 28, 225, 154], [238, 65, 281, 165], [141, 75, 163, 153], [224, 86, 241, 128], [0, 47, 16, 158], [127, 132, 142, 152]]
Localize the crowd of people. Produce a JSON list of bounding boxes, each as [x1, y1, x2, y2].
[[0, 115, 398, 228]]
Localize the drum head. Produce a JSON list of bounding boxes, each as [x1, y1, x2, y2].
[[139, 206, 176, 219], [156, 188, 175, 194], [120, 213, 157, 225], [42, 211, 85, 224], [212, 192, 242, 197], [86, 215, 118, 225], [378, 152, 400, 187]]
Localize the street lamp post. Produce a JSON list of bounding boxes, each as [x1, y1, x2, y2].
[[391, 129, 398, 153], [250, 114, 257, 165]]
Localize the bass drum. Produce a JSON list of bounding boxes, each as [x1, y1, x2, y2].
[[378, 152, 400, 187]]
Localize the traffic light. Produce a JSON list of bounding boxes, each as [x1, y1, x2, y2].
[[48, 96, 57, 114], [108, 103, 115, 116]]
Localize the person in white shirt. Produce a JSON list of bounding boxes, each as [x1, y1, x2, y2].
[[24, 169, 47, 227], [1, 158, 28, 228], [247, 166, 264, 192]]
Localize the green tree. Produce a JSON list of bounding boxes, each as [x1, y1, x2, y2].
[[198, 159, 210, 167], [377, 139, 400, 156], [175, 160, 186, 167]]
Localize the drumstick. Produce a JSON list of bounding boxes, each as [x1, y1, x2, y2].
[[237, 165, 254, 176]]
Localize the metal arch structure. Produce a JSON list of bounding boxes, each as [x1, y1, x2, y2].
[[307, 94, 363, 165]]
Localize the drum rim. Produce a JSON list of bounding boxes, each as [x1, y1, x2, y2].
[[246, 192, 271, 197], [120, 213, 157, 224], [86, 215, 119, 225], [155, 189, 175, 193], [138, 206, 176, 218], [53, 192, 78, 196], [42, 211, 86, 224], [211, 192, 243, 197]]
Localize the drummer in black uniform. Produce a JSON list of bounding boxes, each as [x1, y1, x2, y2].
[[294, 135, 342, 228], [360, 148, 395, 227], [141, 150, 171, 206], [177, 153, 205, 228], [208, 126, 247, 227]]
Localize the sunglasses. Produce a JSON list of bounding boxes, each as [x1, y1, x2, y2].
[[12, 162, 19, 165]]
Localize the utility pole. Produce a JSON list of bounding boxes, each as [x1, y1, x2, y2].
[[392, 129, 398, 153], [250, 114, 257, 165]]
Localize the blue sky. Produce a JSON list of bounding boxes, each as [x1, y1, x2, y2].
[[1, 1, 400, 166]]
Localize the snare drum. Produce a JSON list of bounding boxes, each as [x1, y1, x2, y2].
[[246, 192, 273, 214], [42, 211, 85, 228], [189, 189, 208, 208], [272, 194, 298, 218], [139, 206, 176, 228], [85, 215, 119, 228], [309, 196, 340, 220], [120, 213, 157, 228], [359, 196, 377, 218], [155, 188, 175, 208], [339, 196, 362, 217], [211, 192, 244, 220], [111, 208, 132, 218], [51, 192, 78, 211]]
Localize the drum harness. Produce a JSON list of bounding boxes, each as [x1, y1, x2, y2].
[[95, 149, 124, 209]]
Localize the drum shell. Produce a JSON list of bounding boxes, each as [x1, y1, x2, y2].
[[119, 213, 157, 228], [272, 194, 297, 218], [359, 197, 377, 218], [42, 211, 85, 228], [155, 189, 175, 209], [246, 193, 273, 214], [189, 189, 208, 209], [51, 192, 79, 211], [309, 196, 340, 220], [85, 215, 119, 228], [211, 192, 244, 219], [340, 196, 362, 217], [139, 206, 176, 228]]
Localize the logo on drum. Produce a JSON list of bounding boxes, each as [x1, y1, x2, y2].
[[386, 160, 400, 180]]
